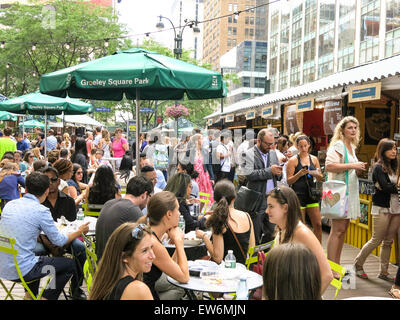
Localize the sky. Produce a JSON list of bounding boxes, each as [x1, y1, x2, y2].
[[116, 0, 180, 49]]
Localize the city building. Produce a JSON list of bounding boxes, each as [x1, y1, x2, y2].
[[202, 0, 269, 70], [267, 0, 400, 93], [220, 40, 268, 104]]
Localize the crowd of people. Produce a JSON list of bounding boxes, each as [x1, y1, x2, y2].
[[0, 118, 399, 300]]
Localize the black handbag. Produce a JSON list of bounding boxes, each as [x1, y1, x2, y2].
[[234, 186, 264, 214], [305, 177, 322, 202]]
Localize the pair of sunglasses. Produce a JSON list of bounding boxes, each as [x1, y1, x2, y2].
[[123, 224, 148, 252], [271, 187, 288, 203]]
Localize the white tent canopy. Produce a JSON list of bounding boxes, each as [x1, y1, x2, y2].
[[57, 114, 104, 127]]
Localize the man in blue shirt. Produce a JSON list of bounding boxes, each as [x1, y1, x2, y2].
[[41, 129, 58, 152], [16, 133, 30, 155], [0, 172, 89, 300]]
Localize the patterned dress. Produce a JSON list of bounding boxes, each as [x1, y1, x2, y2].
[[194, 154, 214, 205]]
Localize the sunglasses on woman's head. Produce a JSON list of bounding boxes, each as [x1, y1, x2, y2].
[[131, 224, 147, 240], [272, 187, 288, 203]]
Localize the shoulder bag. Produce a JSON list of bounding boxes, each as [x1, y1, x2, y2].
[[234, 186, 263, 215], [320, 146, 349, 219], [303, 155, 322, 202], [226, 221, 247, 262]]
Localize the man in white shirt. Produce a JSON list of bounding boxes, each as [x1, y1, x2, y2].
[[216, 134, 232, 182], [92, 126, 102, 149]]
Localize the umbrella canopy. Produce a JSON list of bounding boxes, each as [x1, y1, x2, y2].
[[0, 91, 93, 115], [19, 119, 45, 129], [39, 48, 227, 101], [0, 111, 17, 121], [39, 47, 226, 171]]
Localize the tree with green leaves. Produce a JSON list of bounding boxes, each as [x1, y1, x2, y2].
[[0, 0, 130, 98]]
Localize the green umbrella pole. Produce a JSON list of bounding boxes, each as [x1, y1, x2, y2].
[[135, 88, 140, 175], [44, 111, 47, 157]]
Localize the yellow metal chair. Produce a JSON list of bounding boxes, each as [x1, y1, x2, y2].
[[82, 235, 98, 294], [328, 259, 346, 300], [0, 235, 52, 300], [245, 240, 275, 270], [199, 192, 211, 213], [81, 203, 103, 218]]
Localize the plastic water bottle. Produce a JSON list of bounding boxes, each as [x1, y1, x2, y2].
[[77, 208, 84, 221], [178, 215, 185, 233], [236, 275, 248, 300], [224, 250, 236, 269]]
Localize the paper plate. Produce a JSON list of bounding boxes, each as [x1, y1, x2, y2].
[[219, 263, 247, 280], [184, 239, 203, 246]]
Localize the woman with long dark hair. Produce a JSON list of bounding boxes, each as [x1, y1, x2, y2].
[[286, 135, 324, 243], [354, 138, 400, 280], [116, 154, 135, 189], [67, 163, 87, 206], [195, 179, 255, 265], [84, 165, 120, 206], [265, 186, 333, 294], [71, 137, 89, 184], [89, 222, 155, 300], [164, 172, 208, 232]]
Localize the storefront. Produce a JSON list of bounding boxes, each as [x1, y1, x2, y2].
[[281, 80, 400, 264]]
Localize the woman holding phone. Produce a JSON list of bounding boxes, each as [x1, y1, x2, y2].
[[286, 135, 324, 243]]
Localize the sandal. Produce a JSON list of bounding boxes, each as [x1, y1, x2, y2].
[[388, 286, 400, 299], [355, 268, 368, 279], [378, 273, 395, 282]]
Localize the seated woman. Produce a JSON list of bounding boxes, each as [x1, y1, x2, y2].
[[265, 186, 333, 295], [89, 222, 155, 300], [22, 150, 35, 174], [84, 165, 121, 209], [0, 160, 25, 210], [115, 154, 136, 190], [138, 191, 189, 300], [195, 179, 255, 265], [262, 243, 322, 300], [52, 159, 74, 196], [67, 163, 87, 206], [177, 161, 200, 199], [164, 172, 207, 233]]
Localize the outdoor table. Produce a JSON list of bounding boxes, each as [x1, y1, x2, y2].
[[56, 216, 97, 237], [167, 261, 263, 300], [164, 231, 210, 261], [102, 157, 122, 171]]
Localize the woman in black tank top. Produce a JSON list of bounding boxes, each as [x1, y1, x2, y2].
[[89, 222, 154, 300], [196, 180, 255, 264], [286, 135, 324, 243]]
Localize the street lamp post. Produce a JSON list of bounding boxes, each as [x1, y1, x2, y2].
[[155, 13, 200, 138], [155, 15, 200, 60]]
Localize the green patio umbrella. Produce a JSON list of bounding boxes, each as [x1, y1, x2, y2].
[[39, 48, 227, 169], [19, 119, 45, 129], [0, 111, 17, 121], [0, 91, 93, 155]]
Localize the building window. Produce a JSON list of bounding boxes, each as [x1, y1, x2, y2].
[[255, 77, 266, 88], [386, 0, 400, 32], [242, 77, 251, 87], [303, 61, 315, 83]]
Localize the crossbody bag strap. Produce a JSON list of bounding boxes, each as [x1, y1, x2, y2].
[[344, 144, 349, 196], [226, 221, 247, 261]]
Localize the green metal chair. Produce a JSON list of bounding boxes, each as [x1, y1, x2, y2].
[[245, 240, 275, 270], [328, 259, 346, 300], [81, 203, 103, 218], [0, 235, 52, 300], [82, 234, 98, 294]]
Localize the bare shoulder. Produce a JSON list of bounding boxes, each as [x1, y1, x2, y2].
[[121, 280, 153, 300], [293, 223, 318, 246]]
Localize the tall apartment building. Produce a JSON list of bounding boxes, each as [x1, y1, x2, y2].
[[221, 40, 268, 104], [202, 0, 269, 70], [268, 0, 400, 93]]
